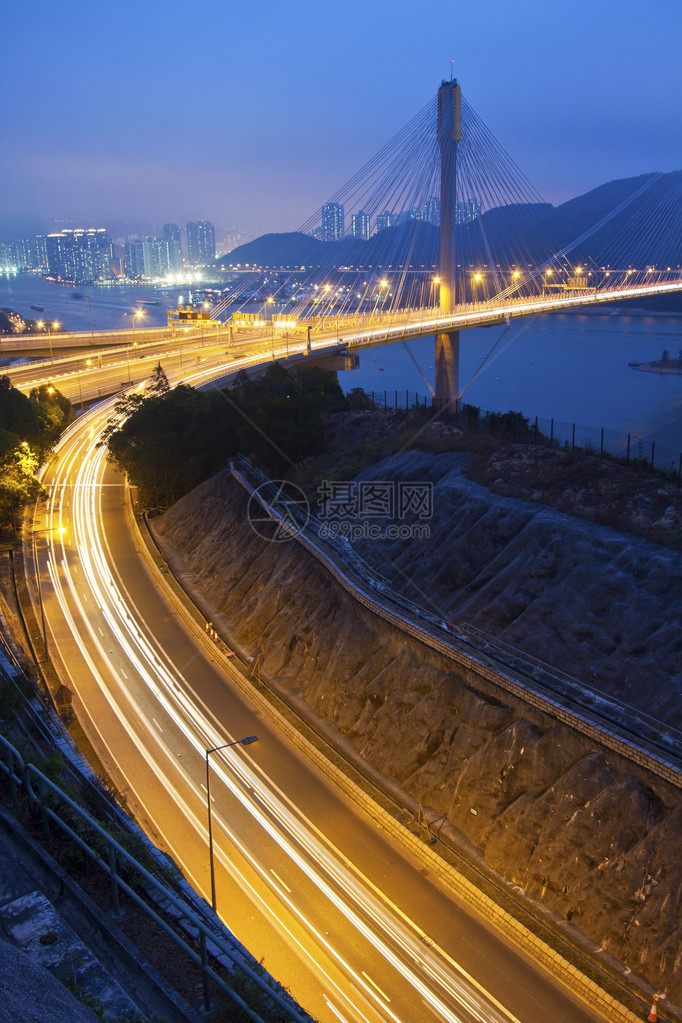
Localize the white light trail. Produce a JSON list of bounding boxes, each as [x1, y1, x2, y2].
[[35, 355, 533, 1023]]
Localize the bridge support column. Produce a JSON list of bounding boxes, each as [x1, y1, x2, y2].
[[435, 78, 462, 413], [434, 331, 459, 409]]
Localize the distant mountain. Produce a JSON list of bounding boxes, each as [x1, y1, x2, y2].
[[217, 223, 442, 272], [218, 171, 682, 273]]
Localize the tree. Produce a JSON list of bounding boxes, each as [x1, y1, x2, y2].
[[233, 364, 344, 474], [104, 385, 242, 507], [0, 375, 74, 460], [661, 348, 670, 362], [144, 362, 170, 395], [102, 367, 345, 506], [0, 445, 45, 531], [28, 382, 75, 453]]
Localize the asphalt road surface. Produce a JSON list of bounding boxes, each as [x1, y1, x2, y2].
[[26, 353, 606, 1023]]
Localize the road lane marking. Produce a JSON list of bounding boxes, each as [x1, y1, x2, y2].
[[323, 999, 353, 1023], [270, 869, 292, 893], [362, 971, 390, 1003], [46, 399, 521, 1023]]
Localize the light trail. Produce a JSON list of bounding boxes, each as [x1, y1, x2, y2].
[[341, 280, 682, 348], [33, 395, 533, 1023]]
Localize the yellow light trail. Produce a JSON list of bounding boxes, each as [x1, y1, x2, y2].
[[36, 395, 528, 1023]]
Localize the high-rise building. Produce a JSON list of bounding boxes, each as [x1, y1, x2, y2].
[[124, 238, 175, 280], [142, 239, 163, 278], [0, 234, 47, 272], [163, 223, 183, 271], [163, 222, 181, 245], [456, 198, 482, 224], [350, 210, 370, 241], [424, 196, 441, 226], [376, 210, 399, 232], [321, 203, 344, 242], [46, 229, 112, 283], [30, 235, 48, 270], [186, 221, 216, 264], [0, 243, 13, 271], [124, 240, 146, 280], [398, 207, 422, 225], [10, 239, 30, 270]]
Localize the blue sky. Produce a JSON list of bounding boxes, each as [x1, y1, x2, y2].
[[3, 0, 681, 241]]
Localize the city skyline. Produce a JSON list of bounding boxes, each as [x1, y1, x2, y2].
[[4, 1, 682, 243]]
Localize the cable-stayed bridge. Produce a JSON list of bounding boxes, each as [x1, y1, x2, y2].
[[211, 77, 682, 402], [19, 75, 682, 406]]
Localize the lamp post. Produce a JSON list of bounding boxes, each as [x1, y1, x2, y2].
[[258, 297, 274, 358], [127, 310, 143, 380], [87, 296, 94, 343], [131, 308, 143, 340], [201, 302, 210, 346], [373, 280, 387, 320], [205, 735, 259, 912], [38, 320, 59, 368], [432, 276, 440, 310], [32, 525, 66, 661], [125, 342, 138, 384]]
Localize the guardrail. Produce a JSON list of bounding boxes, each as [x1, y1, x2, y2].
[[231, 455, 682, 787], [0, 730, 311, 1023], [0, 326, 173, 352]]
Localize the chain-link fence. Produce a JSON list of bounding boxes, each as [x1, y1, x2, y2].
[[356, 389, 682, 479]]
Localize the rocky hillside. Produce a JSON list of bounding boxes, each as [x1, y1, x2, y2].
[[152, 458, 682, 1006], [348, 450, 682, 724]]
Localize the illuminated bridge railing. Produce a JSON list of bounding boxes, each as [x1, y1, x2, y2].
[[301, 280, 682, 347]]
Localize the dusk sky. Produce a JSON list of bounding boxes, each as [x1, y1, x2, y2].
[[4, 0, 682, 244]]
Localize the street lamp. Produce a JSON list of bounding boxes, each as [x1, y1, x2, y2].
[[38, 320, 59, 368], [126, 343, 138, 384], [205, 735, 259, 912], [87, 296, 94, 343], [373, 280, 387, 319], [131, 309, 143, 339], [32, 525, 66, 661]]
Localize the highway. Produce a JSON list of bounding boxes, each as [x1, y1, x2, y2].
[[8, 275, 682, 408], [25, 340, 608, 1023]]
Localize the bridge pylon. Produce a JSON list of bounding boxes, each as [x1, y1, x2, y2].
[[435, 332, 459, 408], [435, 78, 462, 407]]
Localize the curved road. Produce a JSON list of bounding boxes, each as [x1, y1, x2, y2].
[[27, 350, 604, 1023]]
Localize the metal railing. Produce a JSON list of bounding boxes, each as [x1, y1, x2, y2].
[[357, 390, 682, 479], [0, 731, 311, 1023], [232, 454, 682, 778]]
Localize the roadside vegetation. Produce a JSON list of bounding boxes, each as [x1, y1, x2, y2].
[[0, 375, 74, 532], [101, 364, 346, 506], [101, 369, 682, 548]]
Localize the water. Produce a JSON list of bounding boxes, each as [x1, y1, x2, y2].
[[0, 274, 181, 332], [1, 274, 681, 450], [338, 311, 682, 451]]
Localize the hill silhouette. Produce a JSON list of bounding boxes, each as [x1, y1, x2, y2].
[[218, 171, 682, 274]]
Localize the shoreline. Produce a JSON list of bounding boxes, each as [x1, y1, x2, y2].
[[629, 360, 682, 375]]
